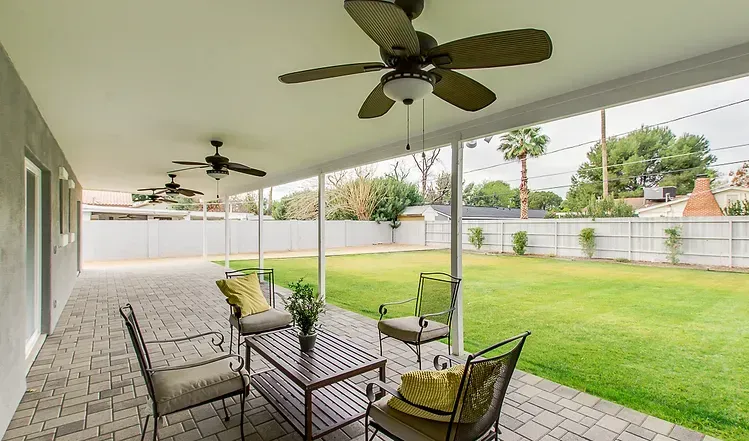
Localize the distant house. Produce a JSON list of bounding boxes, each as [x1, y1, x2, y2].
[[398, 204, 546, 222], [636, 179, 749, 217]]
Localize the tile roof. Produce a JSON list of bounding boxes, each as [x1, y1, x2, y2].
[[82, 190, 134, 207], [429, 205, 547, 219]]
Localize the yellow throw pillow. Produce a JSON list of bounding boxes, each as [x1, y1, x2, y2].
[[388, 364, 466, 422], [216, 274, 270, 317]]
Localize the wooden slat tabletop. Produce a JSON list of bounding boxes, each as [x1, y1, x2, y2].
[[247, 328, 386, 390]]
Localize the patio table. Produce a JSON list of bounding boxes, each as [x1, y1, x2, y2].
[[246, 328, 387, 440]]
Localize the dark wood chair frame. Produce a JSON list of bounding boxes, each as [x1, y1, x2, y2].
[[119, 304, 248, 441], [378, 272, 461, 369], [364, 331, 531, 441], [225, 267, 291, 355]]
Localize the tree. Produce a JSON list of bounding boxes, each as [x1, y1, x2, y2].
[[372, 177, 423, 227], [497, 127, 550, 219], [582, 196, 635, 218], [565, 127, 716, 211], [528, 191, 562, 210], [385, 160, 410, 182], [329, 175, 382, 220], [463, 180, 519, 207], [729, 162, 749, 187], [228, 192, 258, 214], [266, 187, 273, 216], [424, 172, 451, 204], [413, 149, 441, 195]]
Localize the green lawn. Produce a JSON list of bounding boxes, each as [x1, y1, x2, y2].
[[222, 251, 748, 441]]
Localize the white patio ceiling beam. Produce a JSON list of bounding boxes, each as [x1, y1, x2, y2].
[[256, 41, 749, 193]]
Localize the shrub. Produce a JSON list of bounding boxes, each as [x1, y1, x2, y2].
[[615, 258, 630, 263], [664, 226, 683, 265], [468, 227, 485, 250], [724, 200, 749, 216], [578, 228, 596, 258], [512, 231, 528, 255]]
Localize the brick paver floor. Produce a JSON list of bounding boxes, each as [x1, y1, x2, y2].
[[2, 261, 716, 441]]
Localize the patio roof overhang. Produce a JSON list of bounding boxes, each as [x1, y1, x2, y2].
[[1, 1, 749, 197]]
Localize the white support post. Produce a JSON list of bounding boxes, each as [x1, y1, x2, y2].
[[499, 221, 504, 253], [728, 219, 733, 268], [202, 200, 207, 259], [258, 188, 264, 269], [224, 196, 230, 269], [554, 220, 559, 256], [318, 174, 326, 303], [450, 137, 464, 356], [628, 219, 633, 260]]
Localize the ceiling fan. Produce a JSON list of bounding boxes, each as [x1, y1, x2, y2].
[[171, 140, 267, 180], [278, 0, 552, 118], [136, 190, 179, 204], [137, 174, 204, 197]]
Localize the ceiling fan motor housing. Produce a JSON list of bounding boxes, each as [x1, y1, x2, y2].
[[207, 168, 229, 180]]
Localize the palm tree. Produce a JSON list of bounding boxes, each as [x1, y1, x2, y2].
[[498, 127, 550, 219]]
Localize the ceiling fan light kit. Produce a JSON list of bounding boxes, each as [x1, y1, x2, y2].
[[382, 70, 435, 104]]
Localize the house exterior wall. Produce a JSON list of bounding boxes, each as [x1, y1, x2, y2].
[[637, 200, 687, 217], [0, 42, 81, 437]]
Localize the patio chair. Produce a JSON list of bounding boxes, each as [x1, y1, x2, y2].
[[378, 272, 461, 369], [119, 304, 249, 441], [364, 331, 531, 441], [225, 268, 292, 355]]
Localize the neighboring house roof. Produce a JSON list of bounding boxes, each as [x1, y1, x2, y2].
[[619, 196, 687, 211], [401, 205, 547, 219], [636, 185, 749, 215], [82, 190, 134, 207]]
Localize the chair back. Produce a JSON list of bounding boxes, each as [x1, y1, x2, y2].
[[225, 268, 276, 307], [119, 304, 156, 401], [416, 272, 461, 326], [448, 331, 530, 441]]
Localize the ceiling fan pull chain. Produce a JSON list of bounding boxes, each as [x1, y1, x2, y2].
[[422, 99, 425, 153], [405, 105, 411, 151], [216, 180, 219, 199]]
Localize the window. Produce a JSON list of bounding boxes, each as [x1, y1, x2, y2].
[[58, 167, 69, 243], [68, 180, 76, 238]]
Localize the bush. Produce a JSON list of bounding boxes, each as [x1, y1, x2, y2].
[[724, 200, 749, 216], [512, 231, 528, 255], [578, 228, 596, 258], [468, 227, 485, 250], [664, 226, 683, 265]]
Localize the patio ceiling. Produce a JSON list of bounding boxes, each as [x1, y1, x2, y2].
[[1, 1, 749, 197]]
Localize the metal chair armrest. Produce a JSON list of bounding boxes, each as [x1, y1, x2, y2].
[[148, 354, 245, 373], [378, 297, 417, 319], [144, 331, 225, 348], [418, 307, 455, 328], [433, 353, 466, 370], [365, 380, 452, 416]]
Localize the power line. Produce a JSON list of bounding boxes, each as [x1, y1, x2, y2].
[[528, 158, 749, 192], [500, 142, 749, 184], [464, 96, 749, 175]]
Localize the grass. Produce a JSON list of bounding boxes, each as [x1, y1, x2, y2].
[[221, 250, 748, 441]]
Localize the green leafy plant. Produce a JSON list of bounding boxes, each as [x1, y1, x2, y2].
[[284, 278, 325, 336], [512, 231, 528, 255], [579, 228, 596, 258], [723, 200, 749, 216], [468, 227, 485, 250], [664, 226, 683, 265]]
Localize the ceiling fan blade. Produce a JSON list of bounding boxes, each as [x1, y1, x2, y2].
[[279, 63, 386, 84], [428, 29, 552, 69], [173, 161, 209, 166], [226, 162, 267, 177], [160, 198, 178, 203], [178, 188, 203, 196], [170, 165, 209, 173], [154, 189, 168, 195], [358, 83, 395, 119], [344, 0, 420, 56], [137, 187, 163, 192], [430, 68, 496, 112]]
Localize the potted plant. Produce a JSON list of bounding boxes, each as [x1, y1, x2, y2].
[[284, 278, 325, 352]]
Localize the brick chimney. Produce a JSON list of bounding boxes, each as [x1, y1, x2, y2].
[[683, 176, 723, 217]]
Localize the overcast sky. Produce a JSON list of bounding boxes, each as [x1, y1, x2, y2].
[[272, 75, 749, 199]]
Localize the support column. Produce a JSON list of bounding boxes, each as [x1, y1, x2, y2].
[[202, 200, 207, 259], [450, 138, 464, 356], [258, 188, 264, 269], [224, 196, 230, 269], [318, 174, 326, 303]]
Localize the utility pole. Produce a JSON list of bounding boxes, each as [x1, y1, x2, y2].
[[601, 109, 609, 198]]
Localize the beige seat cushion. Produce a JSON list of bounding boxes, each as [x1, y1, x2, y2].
[[229, 308, 292, 335], [151, 358, 247, 415], [378, 316, 449, 343], [370, 396, 459, 441]]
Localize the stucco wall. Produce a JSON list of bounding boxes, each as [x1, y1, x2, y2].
[[0, 42, 81, 436]]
